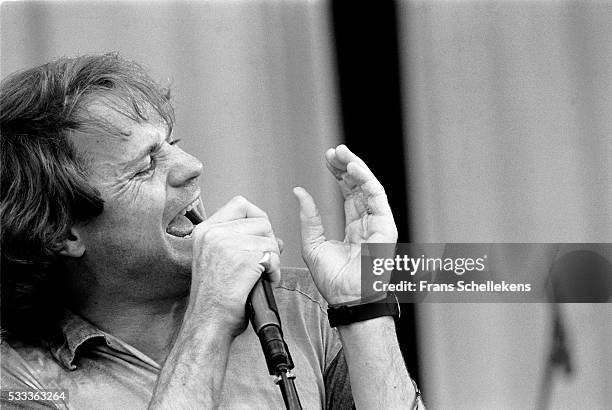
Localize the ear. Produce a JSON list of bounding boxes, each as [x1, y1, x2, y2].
[[58, 227, 86, 258]]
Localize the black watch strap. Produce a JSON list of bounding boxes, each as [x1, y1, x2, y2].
[[327, 293, 400, 328]]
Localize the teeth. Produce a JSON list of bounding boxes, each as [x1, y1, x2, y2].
[[179, 198, 200, 216]]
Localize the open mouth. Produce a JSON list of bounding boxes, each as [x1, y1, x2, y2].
[[166, 198, 205, 238]]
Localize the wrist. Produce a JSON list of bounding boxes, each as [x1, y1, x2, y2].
[[182, 301, 244, 340], [321, 277, 362, 305], [337, 316, 398, 349], [180, 314, 237, 343]]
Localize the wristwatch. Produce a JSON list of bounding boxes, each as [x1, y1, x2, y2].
[[327, 293, 400, 328]]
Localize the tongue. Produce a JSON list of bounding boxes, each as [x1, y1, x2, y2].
[[167, 214, 194, 237]]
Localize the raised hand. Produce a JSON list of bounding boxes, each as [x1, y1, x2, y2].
[[293, 145, 398, 305]]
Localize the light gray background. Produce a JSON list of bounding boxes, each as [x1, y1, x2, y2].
[[2, 1, 611, 409]]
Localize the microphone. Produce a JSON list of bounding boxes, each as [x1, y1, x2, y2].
[[246, 252, 302, 410], [186, 207, 301, 409]]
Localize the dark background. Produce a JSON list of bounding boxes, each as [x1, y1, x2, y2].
[[330, 0, 419, 383]]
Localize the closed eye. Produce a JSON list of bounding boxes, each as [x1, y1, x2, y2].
[[135, 158, 155, 177], [133, 139, 181, 178]]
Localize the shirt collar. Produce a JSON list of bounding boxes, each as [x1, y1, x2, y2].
[[47, 310, 111, 371]]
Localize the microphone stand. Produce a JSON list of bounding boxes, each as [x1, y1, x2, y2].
[[277, 369, 301, 410], [536, 302, 572, 410], [247, 276, 303, 410]]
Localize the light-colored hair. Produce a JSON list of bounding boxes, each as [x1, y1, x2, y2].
[[1, 53, 175, 343]]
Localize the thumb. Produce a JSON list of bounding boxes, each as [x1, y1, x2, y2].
[[293, 187, 326, 251]]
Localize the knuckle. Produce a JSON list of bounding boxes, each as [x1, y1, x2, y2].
[[248, 217, 272, 235], [231, 195, 248, 206]]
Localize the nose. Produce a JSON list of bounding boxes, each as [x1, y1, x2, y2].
[[167, 148, 204, 187]]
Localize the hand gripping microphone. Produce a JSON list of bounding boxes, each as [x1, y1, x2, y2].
[[246, 252, 302, 410]]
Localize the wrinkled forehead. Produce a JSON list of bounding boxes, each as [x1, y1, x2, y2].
[[82, 94, 170, 138]]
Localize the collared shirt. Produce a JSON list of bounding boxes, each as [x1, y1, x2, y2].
[[1, 268, 354, 409]]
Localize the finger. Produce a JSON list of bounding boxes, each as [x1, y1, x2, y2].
[[194, 217, 274, 239], [327, 145, 374, 176], [345, 161, 392, 216], [325, 158, 345, 181], [215, 235, 281, 255], [292, 187, 326, 249], [335, 144, 370, 169], [325, 148, 346, 174], [230, 244, 282, 289], [325, 161, 353, 197], [276, 237, 285, 254], [199, 234, 281, 282], [326, 145, 379, 196], [258, 251, 282, 284], [214, 236, 282, 279], [205, 196, 268, 224]]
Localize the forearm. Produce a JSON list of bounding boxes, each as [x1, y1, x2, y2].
[[149, 321, 233, 409], [338, 317, 416, 409]]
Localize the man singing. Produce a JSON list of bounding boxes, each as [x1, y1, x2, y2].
[[1, 54, 423, 409]]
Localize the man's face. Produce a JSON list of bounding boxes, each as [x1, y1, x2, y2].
[[70, 104, 205, 298]]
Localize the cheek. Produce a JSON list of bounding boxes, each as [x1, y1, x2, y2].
[[82, 209, 164, 260], [108, 182, 166, 219], [89, 190, 167, 244]]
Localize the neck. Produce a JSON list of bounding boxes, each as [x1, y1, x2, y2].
[[69, 289, 188, 365]]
